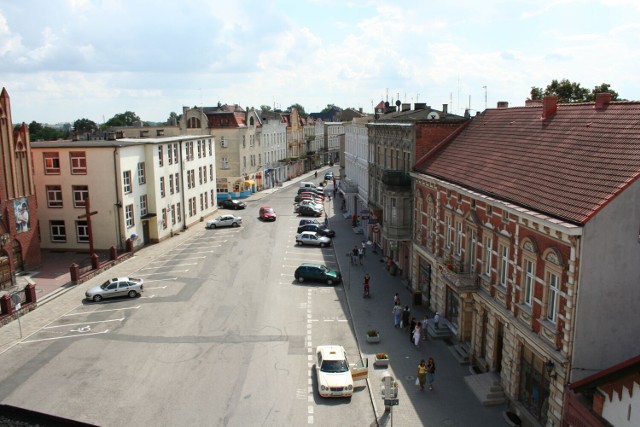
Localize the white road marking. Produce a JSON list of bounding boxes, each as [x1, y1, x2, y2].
[[143, 278, 177, 283], [43, 317, 125, 329], [21, 330, 109, 343], [144, 286, 167, 290], [65, 305, 141, 316], [140, 263, 197, 270], [146, 256, 206, 264], [137, 270, 189, 276]]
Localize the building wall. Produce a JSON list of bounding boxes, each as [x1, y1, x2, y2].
[[601, 382, 640, 427], [259, 119, 287, 188], [573, 178, 640, 381]]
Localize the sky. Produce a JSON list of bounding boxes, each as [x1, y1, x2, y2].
[[1, 0, 639, 125]]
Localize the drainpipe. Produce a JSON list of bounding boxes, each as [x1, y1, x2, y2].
[[179, 140, 187, 230], [113, 148, 123, 250]]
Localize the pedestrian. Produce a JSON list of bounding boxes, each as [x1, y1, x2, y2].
[[434, 312, 441, 329], [358, 247, 364, 265], [394, 293, 400, 306], [401, 306, 410, 330], [363, 273, 370, 286], [392, 303, 403, 328], [351, 246, 359, 265], [417, 359, 427, 391], [361, 241, 367, 257], [352, 214, 358, 227], [324, 215, 328, 227], [413, 322, 422, 348], [314, 170, 318, 178], [409, 316, 417, 343], [421, 315, 429, 341], [427, 357, 436, 390]]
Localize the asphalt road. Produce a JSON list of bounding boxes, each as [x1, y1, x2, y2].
[[0, 182, 374, 426]]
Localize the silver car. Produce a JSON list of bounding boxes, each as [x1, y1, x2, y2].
[[296, 231, 332, 247], [206, 214, 242, 228], [85, 277, 144, 302]]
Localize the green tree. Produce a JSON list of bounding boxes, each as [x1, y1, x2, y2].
[[260, 105, 272, 113], [105, 111, 141, 127], [73, 118, 98, 135], [27, 121, 69, 141], [288, 103, 307, 118], [529, 79, 620, 102]]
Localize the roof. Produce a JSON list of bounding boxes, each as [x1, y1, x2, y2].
[[414, 99, 640, 225], [31, 134, 212, 148]]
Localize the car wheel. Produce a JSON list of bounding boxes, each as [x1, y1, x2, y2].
[[297, 276, 305, 283], [128, 290, 137, 298], [212, 224, 217, 228], [93, 295, 103, 302], [320, 243, 326, 248], [326, 279, 334, 285], [232, 222, 239, 227]]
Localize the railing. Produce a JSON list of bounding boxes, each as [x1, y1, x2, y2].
[[437, 257, 480, 291]]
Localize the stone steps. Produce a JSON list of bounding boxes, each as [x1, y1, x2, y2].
[[464, 372, 507, 406], [448, 342, 471, 364]]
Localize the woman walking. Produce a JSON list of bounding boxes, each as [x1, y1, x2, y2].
[[392, 303, 403, 328], [426, 357, 436, 390], [417, 359, 427, 391], [413, 323, 422, 348]]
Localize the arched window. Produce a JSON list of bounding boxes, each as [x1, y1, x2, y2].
[[520, 238, 538, 307]]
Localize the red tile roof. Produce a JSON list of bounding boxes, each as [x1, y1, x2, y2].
[[414, 100, 640, 225]]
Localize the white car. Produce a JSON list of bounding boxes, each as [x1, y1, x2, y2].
[[206, 215, 242, 229], [85, 277, 144, 302], [315, 345, 368, 398], [296, 231, 331, 247]]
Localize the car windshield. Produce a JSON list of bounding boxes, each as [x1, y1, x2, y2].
[[100, 279, 116, 289], [264, 208, 274, 213], [321, 359, 349, 373], [319, 265, 328, 272]]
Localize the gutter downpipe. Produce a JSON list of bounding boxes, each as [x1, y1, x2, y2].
[[113, 147, 123, 250], [179, 139, 188, 231]]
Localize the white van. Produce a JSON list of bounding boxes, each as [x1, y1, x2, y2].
[[299, 182, 317, 190]]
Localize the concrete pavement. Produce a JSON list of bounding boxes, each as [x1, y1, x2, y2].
[[1, 168, 509, 425]]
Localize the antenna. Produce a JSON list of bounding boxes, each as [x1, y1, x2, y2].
[[483, 86, 487, 110]]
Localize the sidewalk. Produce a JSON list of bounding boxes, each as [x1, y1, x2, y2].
[[326, 194, 508, 426]]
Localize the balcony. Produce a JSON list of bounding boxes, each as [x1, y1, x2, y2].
[[437, 257, 480, 292], [381, 170, 411, 188]]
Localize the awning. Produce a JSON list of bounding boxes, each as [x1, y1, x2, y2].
[[245, 180, 255, 185]]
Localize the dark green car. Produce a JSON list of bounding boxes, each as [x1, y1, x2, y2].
[[294, 263, 342, 285]]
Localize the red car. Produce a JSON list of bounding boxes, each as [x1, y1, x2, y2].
[[259, 206, 277, 221]]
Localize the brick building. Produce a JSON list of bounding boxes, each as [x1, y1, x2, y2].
[[0, 88, 41, 290], [411, 95, 640, 425]]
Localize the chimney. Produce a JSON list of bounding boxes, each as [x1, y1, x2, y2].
[[442, 104, 448, 114], [358, 107, 363, 113], [541, 96, 558, 119], [402, 103, 411, 112], [497, 101, 509, 109], [595, 92, 612, 109], [414, 102, 427, 110]]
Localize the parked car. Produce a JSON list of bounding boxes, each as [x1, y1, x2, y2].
[[299, 219, 321, 227], [297, 187, 324, 197], [294, 193, 325, 203], [294, 263, 342, 285], [297, 205, 323, 217], [85, 277, 144, 302], [206, 215, 242, 228], [219, 199, 247, 210], [324, 171, 334, 181], [297, 223, 335, 237], [296, 231, 331, 247], [259, 206, 277, 221], [315, 345, 368, 398]]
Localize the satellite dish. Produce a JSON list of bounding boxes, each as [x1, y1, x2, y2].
[[429, 112, 440, 120], [395, 100, 401, 107]]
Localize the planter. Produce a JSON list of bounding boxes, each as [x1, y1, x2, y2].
[[366, 334, 380, 343], [374, 355, 389, 367]]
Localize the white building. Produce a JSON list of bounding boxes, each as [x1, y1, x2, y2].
[[259, 116, 288, 188], [31, 134, 215, 251], [343, 117, 372, 237]]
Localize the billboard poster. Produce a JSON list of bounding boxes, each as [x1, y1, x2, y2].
[[14, 198, 30, 233]]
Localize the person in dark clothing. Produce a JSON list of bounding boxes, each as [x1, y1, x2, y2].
[[409, 317, 417, 343], [401, 306, 410, 331]]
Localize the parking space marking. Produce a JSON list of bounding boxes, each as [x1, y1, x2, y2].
[[137, 269, 189, 276], [143, 277, 177, 283], [65, 305, 141, 316], [43, 317, 125, 329], [140, 262, 198, 270], [21, 330, 109, 344], [146, 256, 205, 264], [144, 285, 167, 290]]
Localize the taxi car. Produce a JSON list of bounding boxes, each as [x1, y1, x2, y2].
[[206, 215, 242, 228], [315, 345, 368, 398]]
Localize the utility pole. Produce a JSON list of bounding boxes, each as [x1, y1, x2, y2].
[[483, 86, 488, 110]]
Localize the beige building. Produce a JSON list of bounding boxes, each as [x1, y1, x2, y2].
[[32, 134, 215, 251]]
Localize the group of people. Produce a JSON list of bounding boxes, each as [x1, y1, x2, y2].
[[351, 241, 367, 266], [390, 297, 437, 391]]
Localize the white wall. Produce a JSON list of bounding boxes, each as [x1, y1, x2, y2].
[[601, 382, 640, 427]]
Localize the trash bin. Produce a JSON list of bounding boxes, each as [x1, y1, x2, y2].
[[413, 291, 422, 306]]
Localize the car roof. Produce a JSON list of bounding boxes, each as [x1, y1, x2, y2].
[[260, 206, 273, 209], [316, 345, 346, 361], [300, 231, 318, 236], [299, 263, 323, 268]]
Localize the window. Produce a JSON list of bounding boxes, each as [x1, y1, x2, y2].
[[76, 220, 89, 243], [171, 204, 176, 225], [209, 165, 213, 181], [176, 202, 181, 222], [484, 236, 493, 276], [445, 215, 452, 249], [221, 137, 228, 148], [169, 175, 174, 194], [168, 144, 173, 164], [160, 177, 165, 197], [50, 220, 66, 242], [198, 141, 202, 158], [468, 229, 477, 273], [158, 146, 164, 167], [46, 185, 63, 208], [199, 167, 203, 185], [221, 158, 229, 169], [123, 171, 132, 193], [209, 140, 213, 155], [243, 135, 246, 148], [200, 193, 204, 211], [499, 243, 509, 286], [72, 186, 88, 208], [70, 152, 87, 174], [455, 221, 463, 256], [140, 195, 148, 216], [44, 152, 61, 174], [125, 204, 134, 228], [173, 144, 178, 162], [390, 197, 397, 225], [175, 173, 180, 193], [137, 162, 146, 184], [546, 272, 559, 323], [161, 208, 167, 229], [487, 205, 493, 216], [524, 260, 534, 306]]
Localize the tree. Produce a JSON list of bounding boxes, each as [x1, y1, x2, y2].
[[288, 103, 307, 118], [260, 105, 272, 113], [27, 121, 69, 141], [530, 79, 621, 102], [73, 118, 98, 135], [167, 112, 179, 125], [104, 111, 141, 127]]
